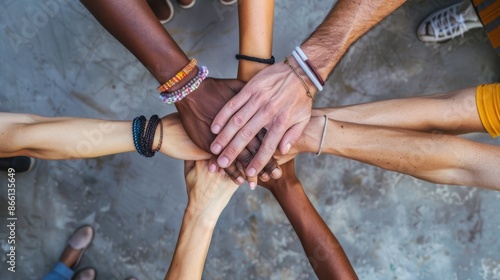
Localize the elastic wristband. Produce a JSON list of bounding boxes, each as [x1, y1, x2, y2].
[[235, 54, 275, 65], [295, 46, 325, 86], [292, 51, 323, 92]]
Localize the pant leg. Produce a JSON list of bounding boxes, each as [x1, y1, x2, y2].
[[43, 262, 74, 280]]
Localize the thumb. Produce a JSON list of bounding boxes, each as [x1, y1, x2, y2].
[[279, 120, 308, 155]]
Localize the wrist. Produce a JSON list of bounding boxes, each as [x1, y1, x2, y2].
[[184, 205, 221, 228]]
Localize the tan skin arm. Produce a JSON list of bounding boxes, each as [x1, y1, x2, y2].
[[236, 0, 274, 82], [0, 113, 208, 161]]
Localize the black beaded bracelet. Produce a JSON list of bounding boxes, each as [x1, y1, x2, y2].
[[142, 115, 160, 157], [235, 54, 275, 65]]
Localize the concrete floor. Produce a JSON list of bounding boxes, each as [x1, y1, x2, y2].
[[1, 0, 499, 279]]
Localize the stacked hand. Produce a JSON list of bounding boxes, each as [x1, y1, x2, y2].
[[175, 78, 282, 187], [210, 62, 314, 181]]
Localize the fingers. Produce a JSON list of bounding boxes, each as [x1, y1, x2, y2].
[[211, 87, 253, 135], [215, 107, 272, 169], [224, 163, 245, 185], [279, 120, 309, 155], [244, 117, 288, 178]]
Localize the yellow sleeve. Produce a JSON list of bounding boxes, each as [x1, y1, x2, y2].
[[476, 84, 500, 138]]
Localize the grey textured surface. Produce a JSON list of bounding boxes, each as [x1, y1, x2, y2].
[[1, 0, 500, 279]]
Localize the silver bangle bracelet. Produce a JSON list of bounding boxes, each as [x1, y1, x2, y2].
[[316, 115, 328, 156]]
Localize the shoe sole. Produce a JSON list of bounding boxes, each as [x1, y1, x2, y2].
[[160, 0, 175, 24], [220, 0, 237, 5], [179, 0, 196, 9]]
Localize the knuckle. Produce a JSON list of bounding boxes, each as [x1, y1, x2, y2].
[[238, 151, 253, 166], [225, 145, 240, 158], [274, 114, 289, 129], [240, 127, 254, 139], [232, 114, 245, 127]]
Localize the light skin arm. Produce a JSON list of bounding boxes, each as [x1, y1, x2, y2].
[[211, 0, 407, 180], [165, 160, 238, 280], [0, 113, 209, 161], [320, 87, 485, 135], [260, 161, 358, 279]]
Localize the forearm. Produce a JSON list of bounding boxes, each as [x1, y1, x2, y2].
[[0, 113, 132, 159], [80, 0, 194, 84], [165, 210, 217, 280], [0, 113, 209, 161], [302, 0, 406, 79], [271, 181, 357, 279], [237, 0, 274, 81], [314, 87, 485, 134], [298, 117, 500, 190]]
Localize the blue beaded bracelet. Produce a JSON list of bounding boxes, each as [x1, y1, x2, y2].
[[132, 116, 147, 156]]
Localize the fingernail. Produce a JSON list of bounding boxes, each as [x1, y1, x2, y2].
[[209, 164, 217, 173], [249, 182, 256, 190], [212, 125, 221, 134], [212, 143, 222, 154], [271, 168, 282, 178], [284, 143, 291, 154], [218, 157, 229, 168], [261, 173, 270, 181], [237, 176, 245, 185], [247, 167, 256, 177]]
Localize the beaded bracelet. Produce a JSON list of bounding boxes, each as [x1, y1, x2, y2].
[[159, 66, 209, 104], [295, 46, 325, 86], [284, 58, 315, 101], [142, 115, 160, 157], [235, 54, 275, 65], [157, 58, 198, 93], [132, 115, 147, 156]]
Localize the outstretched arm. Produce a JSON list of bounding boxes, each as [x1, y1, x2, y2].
[[0, 112, 208, 161], [260, 161, 357, 279], [236, 0, 274, 82], [289, 115, 500, 191], [319, 87, 485, 135], [165, 160, 238, 280]]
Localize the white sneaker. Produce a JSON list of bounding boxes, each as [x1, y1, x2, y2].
[[417, 2, 483, 43]]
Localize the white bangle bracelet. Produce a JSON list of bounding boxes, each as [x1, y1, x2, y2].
[[291, 51, 324, 92]]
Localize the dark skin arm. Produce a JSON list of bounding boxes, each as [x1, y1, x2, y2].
[[79, 0, 280, 183], [260, 161, 358, 279]]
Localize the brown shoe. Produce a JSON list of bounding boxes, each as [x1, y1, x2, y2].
[[73, 267, 97, 280], [59, 225, 94, 269]]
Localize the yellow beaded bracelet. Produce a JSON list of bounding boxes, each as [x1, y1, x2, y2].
[[157, 58, 198, 93]]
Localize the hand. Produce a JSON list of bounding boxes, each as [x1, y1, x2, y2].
[[159, 114, 210, 161], [184, 160, 238, 223], [176, 78, 280, 186], [210, 60, 313, 180], [259, 160, 300, 193]]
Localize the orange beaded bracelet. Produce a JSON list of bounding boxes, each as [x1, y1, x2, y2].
[[157, 58, 198, 93]]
